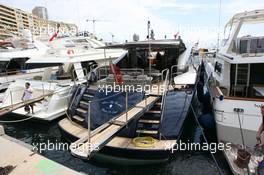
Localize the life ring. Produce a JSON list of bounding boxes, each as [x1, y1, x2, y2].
[[132, 137, 156, 148], [67, 49, 74, 55]]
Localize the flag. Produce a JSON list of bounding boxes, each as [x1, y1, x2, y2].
[[109, 63, 123, 84], [174, 31, 179, 39], [49, 24, 60, 42]]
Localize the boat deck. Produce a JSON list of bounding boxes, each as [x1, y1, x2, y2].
[[223, 144, 264, 175], [107, 136, 176, 150], [70, 96, 159, 158]]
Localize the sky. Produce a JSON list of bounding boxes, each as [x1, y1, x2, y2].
[[1, 0, 264, 47]]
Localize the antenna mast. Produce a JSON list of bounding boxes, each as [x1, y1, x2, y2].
[[217, 0, 222, 50]]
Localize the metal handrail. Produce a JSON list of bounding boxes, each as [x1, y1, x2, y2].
[[98, 67, 145, 80], [85, 89, 129, 156], [68, 86, 81, 113], [159, 69, 170, 140], [87, 101, 91, 156], [0, 83, 48, 109]]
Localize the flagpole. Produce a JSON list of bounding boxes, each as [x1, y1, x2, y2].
[[148, 20, 151, 76]]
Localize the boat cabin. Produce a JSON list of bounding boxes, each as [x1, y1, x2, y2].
[[209, 11, 264, 100]]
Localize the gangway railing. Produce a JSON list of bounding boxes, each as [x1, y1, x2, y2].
[[0, 82, 72, 117], [0, 89, 54, 117], [159, 68, 170, 140], [70, 87, 159, 158]]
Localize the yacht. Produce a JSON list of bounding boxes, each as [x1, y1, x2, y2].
[[0, 34, 49, 92], [0, 36, 124, 121], [58, 38, 201, 164], [202, 9, 264, 174]]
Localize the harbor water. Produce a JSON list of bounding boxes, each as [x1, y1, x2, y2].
[[1, 114, 232, 175]]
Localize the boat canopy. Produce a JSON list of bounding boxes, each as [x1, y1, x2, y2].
[[99, 39, 182, 50]]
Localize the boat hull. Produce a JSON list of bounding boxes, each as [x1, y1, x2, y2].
[[58, 119, 173, 165]]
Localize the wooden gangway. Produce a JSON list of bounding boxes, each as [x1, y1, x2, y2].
[[70, 96, 159, 158], [0, 92, 53, 117]]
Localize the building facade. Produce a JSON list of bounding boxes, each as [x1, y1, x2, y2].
[[0, 3, 77, 40], [32, 6, 48, 20]]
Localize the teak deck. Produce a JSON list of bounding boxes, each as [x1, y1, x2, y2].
[[70, 96, 159, 158]]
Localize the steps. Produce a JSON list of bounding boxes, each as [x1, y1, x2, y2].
[[70, 88, 96, 125], [72, 115, 84, 122], [70, 96, 160, 159], [135, 99, 162, 138]]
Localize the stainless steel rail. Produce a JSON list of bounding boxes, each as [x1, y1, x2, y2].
[[159, 68, 169, 140]]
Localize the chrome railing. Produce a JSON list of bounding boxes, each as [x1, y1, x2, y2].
[[98, 67, 145, 80], [159, 68, 170, 140], [0, 83, 50, 109], [68, 86, 82, 113]]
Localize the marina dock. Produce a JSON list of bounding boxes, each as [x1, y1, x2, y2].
[[0, 125, 85, 175]]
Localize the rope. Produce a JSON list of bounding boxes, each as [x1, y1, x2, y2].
[[190, 104, 224, 175], [0, 115, 35, 123], [132, 137, 157, 148]]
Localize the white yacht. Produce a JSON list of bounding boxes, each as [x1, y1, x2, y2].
[[0, 33, 49, 92], [0, 36, 124, 122], [203, 9, 264, 174]]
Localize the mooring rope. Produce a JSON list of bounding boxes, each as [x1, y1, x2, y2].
[[190, 104, 224, 175], [0, 115, 35, 123]]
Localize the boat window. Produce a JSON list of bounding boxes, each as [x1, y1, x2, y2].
[[116, 48, 182, 72], [214, 61, 222, 75], [235, 23, 264, 54], [230, 63, 264, 99], [0, 61, 9, 73], [6, 57, 29, 72], [26, 63, 63, 69], [237, 23, 264, 38], [80, 61, 98, 75]]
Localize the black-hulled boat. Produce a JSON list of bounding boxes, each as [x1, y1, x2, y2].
[[58, 39, 201, 164]]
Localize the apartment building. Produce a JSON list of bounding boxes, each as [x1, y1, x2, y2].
[[0, 3, 77, 40]]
